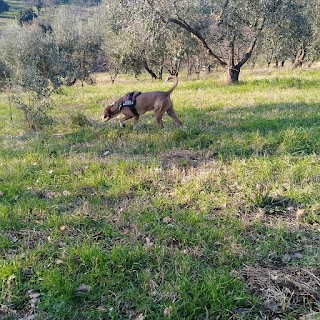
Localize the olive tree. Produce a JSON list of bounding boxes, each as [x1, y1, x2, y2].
[[0, 23, 61, 129], [144, 0, 291, 83], [52, 7, 103, 85], [258, 0, 311, 68], [0, 7, 103, 129], [101, 0, 197, 79], [304, 0, 320, 64]]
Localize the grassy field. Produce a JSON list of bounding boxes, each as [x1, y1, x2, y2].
[[0, 68, 320, 319]]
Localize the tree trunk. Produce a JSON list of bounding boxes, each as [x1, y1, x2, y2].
[[158, 65, 163, 80], [227, 40, 240, 84], [292, 45, 305, 69], [228, 65, 240, 84], [143, 60, 158, 79]]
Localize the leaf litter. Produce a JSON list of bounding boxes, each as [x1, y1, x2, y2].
[[242, 265, 320, 316]]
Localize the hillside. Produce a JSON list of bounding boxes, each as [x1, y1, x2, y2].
[[0, 0, 95, 30]]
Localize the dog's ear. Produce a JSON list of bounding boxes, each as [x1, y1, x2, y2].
[[102, 106, 112, 122]]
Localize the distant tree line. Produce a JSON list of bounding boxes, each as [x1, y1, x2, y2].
[[1, 0, 319, 86], [101, 0, 320, 83]]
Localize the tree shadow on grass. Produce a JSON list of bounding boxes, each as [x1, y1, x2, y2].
[[179, 102, 320, 158], [1, 101, 319, 160]]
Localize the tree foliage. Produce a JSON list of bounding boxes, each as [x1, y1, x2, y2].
[[0, 7, 103, 129], [0, 0, 9, 14], [101, 0, 316, 82]]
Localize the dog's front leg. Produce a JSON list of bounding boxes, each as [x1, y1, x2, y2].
[[119, 114, 133, 128], [133, 116, 139, 130]]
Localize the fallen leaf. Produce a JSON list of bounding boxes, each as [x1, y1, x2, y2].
[[28, 290, 41, 310], [75, 284, 91, 295], [63, 190, 71, 196], [45, 191, 57, 199], [163, 306, 172, 317], [131, 313, 145, 320], [295, 208, 306, 220], [28, 290, 40, 300], [145, 236, 155, 247], [97, 306, 107, 312], [163, 216, 172, 224], [7, 275, 15, 286]]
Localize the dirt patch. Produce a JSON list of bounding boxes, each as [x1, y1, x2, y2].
[[242, 265, 320, 317], [159, 149, 212, 168]]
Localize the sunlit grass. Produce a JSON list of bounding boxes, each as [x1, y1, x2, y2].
[[1, 68, 320, 319]]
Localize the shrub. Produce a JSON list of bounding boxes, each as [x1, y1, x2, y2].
[[70, 112, 92, 127], [16, 8, 38, 25]]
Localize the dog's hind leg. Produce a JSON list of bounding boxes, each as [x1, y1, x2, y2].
[[166, 105, 183, 128], [155, 111, 165, 128]]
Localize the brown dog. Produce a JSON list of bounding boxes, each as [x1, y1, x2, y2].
[[102, 76, 183, 129]]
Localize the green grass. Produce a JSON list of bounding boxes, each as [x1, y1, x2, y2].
[[1, 68, 320, 319]]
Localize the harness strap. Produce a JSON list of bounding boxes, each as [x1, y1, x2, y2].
[[119, 91, 141, 117]]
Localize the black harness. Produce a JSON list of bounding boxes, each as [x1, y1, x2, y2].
[[119, 91, 141, 117]]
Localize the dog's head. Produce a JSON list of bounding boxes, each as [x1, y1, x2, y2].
[[102, 101, 120, 122]]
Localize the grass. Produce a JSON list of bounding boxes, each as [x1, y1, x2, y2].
[[0, 67, 320, 319]]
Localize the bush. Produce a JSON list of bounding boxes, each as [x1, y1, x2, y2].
[[70, 112, 92, 127], [16, 8, 38, 25]]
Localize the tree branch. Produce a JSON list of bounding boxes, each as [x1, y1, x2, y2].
[[146, 0, 227, 67], [236, 17, 266, 69], [167, 17, 227, 67]]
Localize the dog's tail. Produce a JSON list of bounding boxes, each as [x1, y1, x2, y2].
[[165, 75, 178, 96]]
